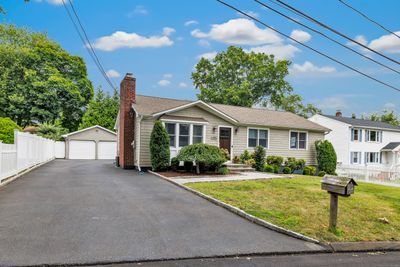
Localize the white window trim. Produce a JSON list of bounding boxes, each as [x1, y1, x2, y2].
[[365, 152, 381, 164], [288, 130, 308, 150], [246, 127, 270, 149], [162, 121, 206, 150], [350, 151, 361, 165], [366, 129, 380, 143], [351, 128, 362, 142], [217, 125, 234, 161]]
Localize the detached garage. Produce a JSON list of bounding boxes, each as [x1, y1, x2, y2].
[[63, 125, 117, 160]]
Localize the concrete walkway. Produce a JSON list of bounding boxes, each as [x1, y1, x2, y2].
[[171, 171, 285, 184], [0, 160, 324, 266]]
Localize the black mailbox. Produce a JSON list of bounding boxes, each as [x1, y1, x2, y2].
[[321, 175, 358, 197]]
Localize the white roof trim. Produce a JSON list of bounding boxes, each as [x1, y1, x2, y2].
[[62, 125, 117, 138], [114, 111, 120, 130], [151, 100, 238, 124]]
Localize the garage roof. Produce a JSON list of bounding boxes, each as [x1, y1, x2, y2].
[[62, 125, 116, 138]]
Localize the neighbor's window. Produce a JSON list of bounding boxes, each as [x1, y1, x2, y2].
[[366, 152, 380, 164], [350, 151, 361, 164], [179, 124, 190, 147], [290, 131, 307, 150], [351, 128, 362, 141], [165, 123, 176, 147], [366, 130, 381, 142], [248, 129, 268, 148], [192, 125, 204, 144]]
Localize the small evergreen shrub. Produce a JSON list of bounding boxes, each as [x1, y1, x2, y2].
[[284, 157, 306, 170], [150, 120, 170, 171], [273, 165, 279, 173], [318, 171, 326, 177], [296, 159, 306, 170], [233, 155, 241, 163], [315, 140, 337, 175], [170, 157, 180, 171], [0, 117, 22, 144], [263, 164, 274, 173], [240, 150, 253, 163], [253, 146, 266, 171], [266, 155, 284, 166], [217, 166, 229, 175], [283, 166, 291, 174], [244, 158, 256, 167], [303, 166, 317, 176]]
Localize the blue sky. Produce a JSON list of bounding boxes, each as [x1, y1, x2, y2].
[[2, 0, 400, 117]]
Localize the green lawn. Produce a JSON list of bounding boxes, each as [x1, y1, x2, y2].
[[187, 177, 400, 242]]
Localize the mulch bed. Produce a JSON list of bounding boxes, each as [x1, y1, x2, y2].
[[156, 170, 240, 178]]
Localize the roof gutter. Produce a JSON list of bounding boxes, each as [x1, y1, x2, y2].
[[136, 115, 143, 172]]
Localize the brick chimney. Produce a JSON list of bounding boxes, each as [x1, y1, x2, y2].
[[335, 110, 342, 117], [118, 73, 136, 169]]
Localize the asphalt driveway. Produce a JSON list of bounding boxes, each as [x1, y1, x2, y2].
[[0, 160, 324, 266]]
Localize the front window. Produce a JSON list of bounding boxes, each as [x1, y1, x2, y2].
[[366, 152, 381, 164], [192, 125, 204, 144], [350, 151, 361, 164], [366, 130, 381, 142], [351, 128, 361, 142], [248, 129, 268, 148], [179, 124, 190, 147], [165, 123, 176, 147], [290, 131, 307, 150]]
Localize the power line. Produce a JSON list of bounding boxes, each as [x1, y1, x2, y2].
[[216, 0, 400, 93], [272, 0, 400, 66], [61, 0, 117, 90], [338, 0, 400, 40], [254, 0, 400, 75]]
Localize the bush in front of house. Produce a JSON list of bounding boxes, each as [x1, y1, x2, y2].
[[240, 149, 253, 163], [263, 164, 274, 173], [315, 140, 337, 175], [244, 158, 256, 168], [150, 120, 170, 171], [217, 166, 229, 175], [176, 143, 226, 174], [284, 157, 306, 172], [266, 155, 284, 166], [303, 165, 317, 176], [253, 146, 266, 171], [282, 166, 291, 174], [233, 155, 241, 163], [272, 164, 279, 173], [0, 117, 22, 144], [221, 148, 230, 161], [170, 157, 179, 171], [318, 170, 326, 177]]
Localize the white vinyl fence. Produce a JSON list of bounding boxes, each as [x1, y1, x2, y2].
[[337, 164, 400, 186], [0, 131, 56, 183]]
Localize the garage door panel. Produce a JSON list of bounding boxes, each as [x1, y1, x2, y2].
[[69, 141, 96, 159], [98, 141, 117, 160]]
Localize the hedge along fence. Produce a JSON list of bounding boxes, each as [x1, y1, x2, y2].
[[0, 131, 55, 183]]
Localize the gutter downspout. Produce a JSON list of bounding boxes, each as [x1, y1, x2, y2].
[[136, 115, 143, 172]]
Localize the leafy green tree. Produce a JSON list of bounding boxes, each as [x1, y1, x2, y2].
[[0, 24, 93, 131], [362, 109, 399, 126], [0, 117, 22, 144], [315, 140, 337, 175], [192, 46, 319, 117], [37, 122, 68, 141], [150, 120, 170, 171], [79, 87, 119, 131]]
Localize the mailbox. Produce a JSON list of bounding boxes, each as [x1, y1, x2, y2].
[[321, 175, 358, 197]]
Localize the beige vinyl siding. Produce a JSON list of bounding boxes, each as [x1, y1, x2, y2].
[[137, 105, 324, 167]]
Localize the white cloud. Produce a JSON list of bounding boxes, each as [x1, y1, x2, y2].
[[197, 39, 211, 47], [106, 69, 121, 78], [92, 31, 173, 51], [184, 20, 199, 27], [290, 30, 311, 43], [246, 44, 300, 60], [237, 10, 260, 18], [197, 51, 218, 60], [34, 0, 65, 5], [163, 73, 173, 79], [158, 79, 171, 87], [292, 61, 336, 74], [163, 27, 176, 36], [317, 96, 349, 110], [368, 31, 400, 53], [130, 5, 148, 16], [179, 82, 188, 88], [384, 102, 396, 110], [191, 18, 281, 45]]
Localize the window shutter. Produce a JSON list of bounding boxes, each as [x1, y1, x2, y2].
[[365, 130, 369, 141], [359, 129, 362, 142], [380, 152, 382, 163], [351, 129, 354, 141], [380, 131, 383, 143], [364, 152, 367, 164], [350, 152, 353, 164]]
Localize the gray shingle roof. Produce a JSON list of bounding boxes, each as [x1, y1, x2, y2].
[[132, 95, 329, 132], [322, 115, 400, 131], [381, 142, 400, 151]]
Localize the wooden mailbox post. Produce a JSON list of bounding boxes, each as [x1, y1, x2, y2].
[[321, 175, 358, 230]]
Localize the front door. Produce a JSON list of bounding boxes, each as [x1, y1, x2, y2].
[[219, 127, 232, 155]]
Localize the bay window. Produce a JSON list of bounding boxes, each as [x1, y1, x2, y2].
[[163, 122, 205, 149], [290, 131, 307, 150], [248, 128, 268, 148]]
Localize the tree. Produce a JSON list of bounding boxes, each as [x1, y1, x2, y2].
[[0, 24, 93, 131], [362, 110, 399, 126], [0, 117, 21, 144], [79, 87, 119, 131], [150, 120, 170, 171], [191, 46, 319, 117], [37, 122, 68, 141], [315, 140, 337, 175], [253, 146, 266, 171]]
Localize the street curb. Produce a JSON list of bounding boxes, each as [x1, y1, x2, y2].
[[148, 170, 328, 249], [328, 241, 400, 252], [0, 158, 55, 188]]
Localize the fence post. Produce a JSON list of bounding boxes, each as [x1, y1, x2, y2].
[[0, 141, 3, 179]]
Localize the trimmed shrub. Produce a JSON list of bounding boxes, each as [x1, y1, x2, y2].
[[244, 158, 256, 167], [318, 170, 326, 177], [263, 164, 274, 173], [282, 166, 291, 174], [217, 166, 229, 175], [303, 166, 317, 176], [240, 150, 253, 163], [0, 117, 22, 144], [296, 159, 306, 170], [284, 157, 306, 170], [176, 144, 226, 174], [266, 155, 284, 166], [170, 157, 180, 171], [273, 165, 279, 173], [315, 140, 337, 175], [150, 120, 170, 171], [253, 146, 266, 171], [221, 148, 230, 161], [233, 155, 241, 164]]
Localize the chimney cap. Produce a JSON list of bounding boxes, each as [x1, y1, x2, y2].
[[335, 110, 342, 117], [124, 73, 135, 79]]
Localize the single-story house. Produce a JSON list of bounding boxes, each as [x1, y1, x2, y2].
[[62, 125, 117, 160], [115, 73, 330, 170]]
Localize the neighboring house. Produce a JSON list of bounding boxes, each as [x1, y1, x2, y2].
[[62, 125, 117, 160], [309, 112, 400, 169], [115, 73, 329, 170]]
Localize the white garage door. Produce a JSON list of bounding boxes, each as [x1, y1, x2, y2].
[[69, 140, 96, 159], [98, 141, 117, 159]]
